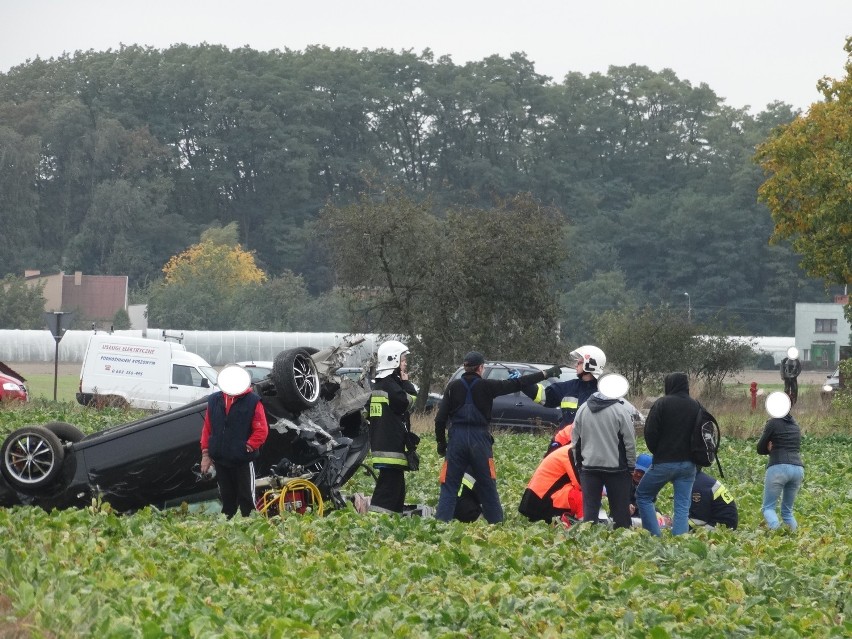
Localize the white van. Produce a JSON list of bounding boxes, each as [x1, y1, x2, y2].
[[76, 334, 219, 410]]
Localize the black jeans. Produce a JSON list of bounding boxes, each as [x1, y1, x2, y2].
[[580, 469, 632, 529]]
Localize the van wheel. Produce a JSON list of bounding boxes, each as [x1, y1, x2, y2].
[[271, 348, 321, 412], [43, 422, 85, 443], [1, 426, 65, 491]]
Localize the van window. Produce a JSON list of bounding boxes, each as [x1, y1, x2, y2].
[[173, 365, 205, 387]]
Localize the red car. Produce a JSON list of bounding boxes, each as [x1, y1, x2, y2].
[[0, 362, 28, 402]]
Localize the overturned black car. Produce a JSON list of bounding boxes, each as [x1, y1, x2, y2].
[[0, 341, 373, 513]]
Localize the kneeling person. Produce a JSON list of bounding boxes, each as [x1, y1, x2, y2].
[[518, 443, 583, 523], [689, 470, 738, 530]]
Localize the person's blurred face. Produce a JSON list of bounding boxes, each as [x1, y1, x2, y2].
[[632, 469, 645, 486]]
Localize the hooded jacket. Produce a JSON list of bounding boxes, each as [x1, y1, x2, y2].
[[572, 393, 637, 472], [643, 372, 700, 463]]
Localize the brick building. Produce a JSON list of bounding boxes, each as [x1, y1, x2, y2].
[[24, 270, 128, 326]]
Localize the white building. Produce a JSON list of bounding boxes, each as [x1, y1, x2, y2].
[[794, 297, 851, 367]]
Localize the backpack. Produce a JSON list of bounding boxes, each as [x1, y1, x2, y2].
[[691, 404, 724, 477]]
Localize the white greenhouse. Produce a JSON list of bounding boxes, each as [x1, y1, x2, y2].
[[0, 329, 381, 367]]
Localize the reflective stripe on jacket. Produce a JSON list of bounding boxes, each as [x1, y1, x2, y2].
[[368, 376, 417, 470]]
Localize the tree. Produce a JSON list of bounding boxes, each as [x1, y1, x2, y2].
[[0, 276, 45, 329], [112, 308, 131, 330], [559, 270, 639, 345], [755, 37, 852, 287], [594, 305, 695, 395], [320, 188, 566, 403], [689, 334, 756, 396], [162, 223, 266, 290], [147, 223, 266, 329]]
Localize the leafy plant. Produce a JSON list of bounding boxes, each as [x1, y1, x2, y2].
[[0, 403, 849, 637]]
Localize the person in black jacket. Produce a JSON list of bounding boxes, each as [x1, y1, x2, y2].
[[780, 349, 802, 406], [434, 351, 561, 523], [367, 340, 419, 514], [757, 395, 804, 530], [635, 372, 700, 536]]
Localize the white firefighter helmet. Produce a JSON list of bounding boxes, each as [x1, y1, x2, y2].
[[569, 345, 606, 378], [374, 340, 409, 378]]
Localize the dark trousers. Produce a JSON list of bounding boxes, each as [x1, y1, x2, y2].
[[581, 469, 632, 529], [216, 462, 256, 518], [436, 427, 503, 523], [784, 378, 799, 405], [371, 467, 406, 513]]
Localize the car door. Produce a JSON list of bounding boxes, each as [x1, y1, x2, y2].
[[169, 364, 212, 407]]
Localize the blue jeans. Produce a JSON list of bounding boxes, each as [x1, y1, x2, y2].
[[436, 427, 503, 523], [636, 460, 696, 536], [761, 464, 804, 530]]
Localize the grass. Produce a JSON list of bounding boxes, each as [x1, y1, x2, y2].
[[22, 372, 80, 403]]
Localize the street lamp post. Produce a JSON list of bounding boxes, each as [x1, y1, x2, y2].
[[684, 292, 691, 322]]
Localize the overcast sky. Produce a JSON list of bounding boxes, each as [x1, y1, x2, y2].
[[1, 0, 849, 113]]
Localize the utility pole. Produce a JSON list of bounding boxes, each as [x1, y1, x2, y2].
[[684, 292, 691, 323]]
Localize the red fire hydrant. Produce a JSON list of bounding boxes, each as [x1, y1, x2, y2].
[[750, 382, 758, 411]]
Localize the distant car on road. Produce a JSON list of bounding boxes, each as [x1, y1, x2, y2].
[[436, 361, 577, 433], [0, 362, 28, 403]]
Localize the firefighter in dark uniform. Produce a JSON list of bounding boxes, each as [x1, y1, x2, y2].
[[367, 340, 419, 514], [522, 345, 606, 455], [435, 351, 562, 523]]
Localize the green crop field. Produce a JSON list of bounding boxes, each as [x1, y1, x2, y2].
[[0, 402, 850, 637]]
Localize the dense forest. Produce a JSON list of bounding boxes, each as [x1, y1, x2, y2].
[[0, 44, 838, 334]]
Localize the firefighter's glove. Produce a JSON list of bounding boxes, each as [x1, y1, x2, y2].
[[543, 365, 562, 379], [437, 439, 447, 457], [406, 431, 421, 450]]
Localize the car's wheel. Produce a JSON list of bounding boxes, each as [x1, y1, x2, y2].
[[1, 426, 66, 491], [271, 348, 321, 413], [43, 421, 85, 444]]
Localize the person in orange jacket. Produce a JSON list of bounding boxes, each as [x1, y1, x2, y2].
[[518, 427, 584, 523]]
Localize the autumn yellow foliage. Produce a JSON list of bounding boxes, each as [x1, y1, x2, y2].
[[162, 240, 266, 291], [755, 37, 852, 285]]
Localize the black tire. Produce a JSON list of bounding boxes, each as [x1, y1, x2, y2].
[[1, 426, 66, 491], [43, 421, 85, 444], [271, 348, 321, 413]]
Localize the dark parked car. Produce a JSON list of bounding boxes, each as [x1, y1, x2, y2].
[[437, 361, 577, 433], [0, 342, 372, 513]]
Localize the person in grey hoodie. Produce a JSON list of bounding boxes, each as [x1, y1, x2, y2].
[[572, 388, 637, 528]]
